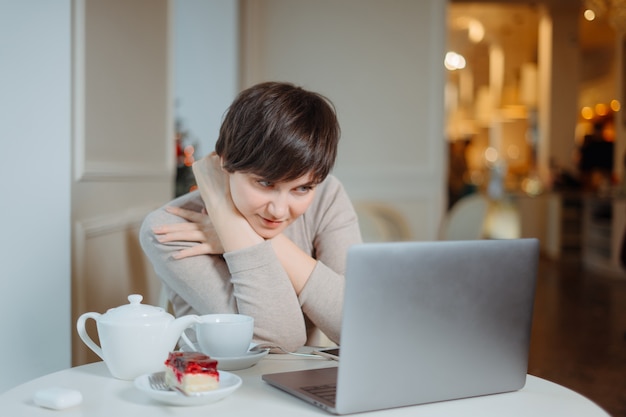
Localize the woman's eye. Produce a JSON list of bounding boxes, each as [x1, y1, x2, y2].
[[295, 185, 313, 193], [257, 180, 272, 188]]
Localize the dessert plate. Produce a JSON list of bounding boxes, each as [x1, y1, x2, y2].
[[134, 371, 242, 406], [181, 343, 270, 371]]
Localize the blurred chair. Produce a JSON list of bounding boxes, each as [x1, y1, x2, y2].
[[439, 193, 489, 240], [483, 199, 522, 239], [353, 201, 412, 242]]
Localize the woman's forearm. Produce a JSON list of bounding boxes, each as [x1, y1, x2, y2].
[[210, 210, 265, 252], [224, 242, 308, 351], [270, 233, 317, 295]]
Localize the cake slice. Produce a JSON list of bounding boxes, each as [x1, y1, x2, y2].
[[164, 352, 219, 394]]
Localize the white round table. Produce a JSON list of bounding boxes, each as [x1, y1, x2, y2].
[[0, 354, 609, 416]]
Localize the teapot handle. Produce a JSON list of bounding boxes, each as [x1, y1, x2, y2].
[[76, 312, 104, 360]]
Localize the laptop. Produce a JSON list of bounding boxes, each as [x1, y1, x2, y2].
[[262, 238, 539, 414]]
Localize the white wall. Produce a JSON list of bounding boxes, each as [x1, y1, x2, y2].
[[174, 0, 239, 157], [0, 0, 72, 392]]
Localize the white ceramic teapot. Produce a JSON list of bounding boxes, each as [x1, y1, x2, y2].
[[76, 294, 199, 380]]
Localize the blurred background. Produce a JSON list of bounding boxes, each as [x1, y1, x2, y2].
[[2, 0, 625, 413]]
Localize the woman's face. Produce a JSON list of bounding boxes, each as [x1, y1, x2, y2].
[[229, 171, 318, 239]]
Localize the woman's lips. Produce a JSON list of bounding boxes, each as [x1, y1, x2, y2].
[[260, 216, 285, 228]]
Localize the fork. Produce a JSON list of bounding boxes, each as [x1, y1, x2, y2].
[[148, 372, 190, 396]]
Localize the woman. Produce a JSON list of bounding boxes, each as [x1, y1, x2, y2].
[[140, 82, 362, 351]]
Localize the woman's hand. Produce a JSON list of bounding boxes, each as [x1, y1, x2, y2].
[[192, 153, 264, 252], [152, 206, 224, 259], [191, 153, 234, 216]]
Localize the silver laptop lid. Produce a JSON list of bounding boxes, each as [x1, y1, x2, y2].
[[335, 238, 539, 414]]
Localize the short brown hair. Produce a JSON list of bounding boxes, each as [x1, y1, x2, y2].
[[215, 82, 340, 184]]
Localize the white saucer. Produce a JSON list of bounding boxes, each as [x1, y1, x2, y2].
[[211, 349, 269, 371], [180, 343, 270, 371], [134, 371, 242, 407]]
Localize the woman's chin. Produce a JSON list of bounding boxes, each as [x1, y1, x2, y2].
[[253, 224, 285, 240], [258, 230, 281, 240]]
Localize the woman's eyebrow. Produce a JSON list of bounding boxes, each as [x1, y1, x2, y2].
[[296, 181, 319, 189]]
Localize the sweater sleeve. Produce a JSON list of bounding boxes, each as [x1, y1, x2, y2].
[[139, 192, 236, 316], [140, 191, 310, 351], [223, 241, 307, 351], [139, 177, 361, 351], [296, 176, 362, 344]]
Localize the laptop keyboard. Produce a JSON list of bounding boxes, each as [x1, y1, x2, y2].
[[301, 383, 337, 404]]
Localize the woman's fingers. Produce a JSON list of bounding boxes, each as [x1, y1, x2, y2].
[[153, 207, 212, 239], [153, 221, 201, 233], [172, 244, 214, 259], [165, 206, 207, 222], [154, 229, 208, 244]]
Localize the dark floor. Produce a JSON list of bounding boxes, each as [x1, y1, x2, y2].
[[528, 256, 626, 416]]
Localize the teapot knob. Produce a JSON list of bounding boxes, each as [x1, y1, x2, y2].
[[128, 294, 143, 305]]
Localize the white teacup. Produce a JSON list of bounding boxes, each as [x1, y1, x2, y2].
[[181, 314, 254, 357]]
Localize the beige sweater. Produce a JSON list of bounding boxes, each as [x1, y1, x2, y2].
[[139, 175, 362, 351]]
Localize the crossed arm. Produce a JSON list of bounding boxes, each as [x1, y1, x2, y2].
[[154, 154, 316, 295], [139, 155, 361, 350]]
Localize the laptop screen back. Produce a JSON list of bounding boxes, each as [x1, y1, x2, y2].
[[334, 239, 539, 414]]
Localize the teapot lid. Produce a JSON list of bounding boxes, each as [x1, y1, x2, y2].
[[101, 294, 171, 324]]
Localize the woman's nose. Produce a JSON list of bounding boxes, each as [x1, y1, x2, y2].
[[267, 195, 288, 218]]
